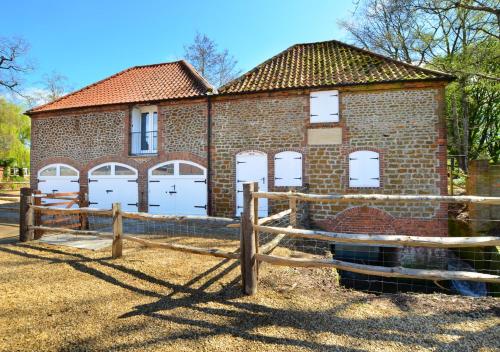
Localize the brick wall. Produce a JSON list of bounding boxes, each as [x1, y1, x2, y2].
[[467, 160, 500, 233], [211, 84, 448, 236]]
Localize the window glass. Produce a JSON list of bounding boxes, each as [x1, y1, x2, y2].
[[152, 164, 174, 176], [179, 163, 204, 176], [91, 165, 112, 176], [115, 165, 135, 176], [60, 166, 78, 176], [40, 166, 57, 177]]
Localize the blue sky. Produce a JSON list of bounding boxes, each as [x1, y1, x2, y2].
[[3, 0, 353, 92]]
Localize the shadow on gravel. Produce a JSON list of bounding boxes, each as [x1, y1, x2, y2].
[[0, 243, 498, 352]]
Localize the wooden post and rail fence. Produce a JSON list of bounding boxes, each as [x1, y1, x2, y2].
[[17, 186, 500, 296]]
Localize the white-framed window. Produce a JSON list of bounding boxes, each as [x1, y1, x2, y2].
[[38, 164, 79, 178], [349, 150, 380, 188], [131, 105, 158, 155], [310, 90, 339, 123], [148, 160, 206, 178], [89, 163, 137, 178], [274, 151, 302, 187]]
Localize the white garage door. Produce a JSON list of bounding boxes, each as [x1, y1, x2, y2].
[[37, 164, 79, 207], [88, 163, 138, 212], [148, 161, 207, 215], [236, 151, 268, 217]]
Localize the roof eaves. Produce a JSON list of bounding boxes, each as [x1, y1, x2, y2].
[[325, 39, 455, 80], [215, 76, 453, 97]]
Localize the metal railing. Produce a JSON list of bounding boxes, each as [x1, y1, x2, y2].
[[130, 131, 158, 155]]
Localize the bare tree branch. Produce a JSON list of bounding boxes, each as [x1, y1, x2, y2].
[[0, 37, 33, 93]]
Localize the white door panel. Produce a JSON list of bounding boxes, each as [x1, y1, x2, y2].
[[236, 152, 268, 217], [88, 163, 139, 212], [148, 161, 207, 215], [37, 164, 79, 208], [89, 179, 138, 212], [148, 179, 176, 215]]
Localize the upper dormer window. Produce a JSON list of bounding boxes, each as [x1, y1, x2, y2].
[[131, 105, 158, 155], [310, 90, 339, 123]]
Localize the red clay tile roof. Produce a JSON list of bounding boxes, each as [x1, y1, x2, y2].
[[28, 60, 214, 113], [219, 40, 453, 94]]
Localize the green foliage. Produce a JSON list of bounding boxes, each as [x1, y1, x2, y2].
[[443, 38, 500, 163], [0, 98, 30, 167]]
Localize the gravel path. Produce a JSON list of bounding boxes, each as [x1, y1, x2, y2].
[[0, 237, 498, 352]]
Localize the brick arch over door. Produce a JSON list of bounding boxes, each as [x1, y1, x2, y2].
[[30, 157, 82, 189], [141, 152, 208, 213], [325, 206, 396, 235]]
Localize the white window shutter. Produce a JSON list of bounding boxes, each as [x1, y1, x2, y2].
[[349, 151, 380, 187], [327, 91, 339, 122], [131, 107, 141, 133], [275, 151, 302, 187], [310, 90, 339, 123]]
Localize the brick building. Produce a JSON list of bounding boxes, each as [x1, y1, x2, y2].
[[27, 40, 453, 236]]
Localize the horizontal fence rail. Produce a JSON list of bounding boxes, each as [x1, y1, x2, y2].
[[252, 191, 500, 205], [254, 225, 500, 248], [256, 254, 500, 283]]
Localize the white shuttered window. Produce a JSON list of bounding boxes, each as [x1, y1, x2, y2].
[[274, 151, 302, 187], [349, 151, 380, 187], [310, 90, 339, 123]]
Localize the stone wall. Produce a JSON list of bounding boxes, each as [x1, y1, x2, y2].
[[29, 100, 208, 212], [211, 84, 448, 236]]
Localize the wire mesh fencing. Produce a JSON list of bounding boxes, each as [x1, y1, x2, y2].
[[255, 195, 500, 297]]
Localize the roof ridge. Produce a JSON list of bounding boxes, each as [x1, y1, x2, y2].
[[180, 60, 216, 93], [219, 43, 297, 92]]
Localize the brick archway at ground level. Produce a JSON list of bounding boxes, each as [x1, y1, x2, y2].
[[319, 206, 396, 235], [315, 206, 448, 237]]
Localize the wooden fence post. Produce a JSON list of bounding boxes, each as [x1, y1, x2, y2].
[[112, 202, 123, 258], [289, 196, 297, 228], [33, 190, 43, 239], [19, 188, 33, 242], [79, 191, 89, 230], [241, 182, 258, 295]]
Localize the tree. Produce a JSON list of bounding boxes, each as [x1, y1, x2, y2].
[[25, 71, 72, 107], [339, 0, 432, 64], [0, 36, 33, 95], [184, 33, 240, 87], [339, 0, 500, 170], [0, 98, 30, 168]]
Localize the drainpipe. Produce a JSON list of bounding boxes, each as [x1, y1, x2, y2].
[[206, 92, 213, 216]]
